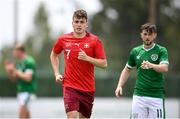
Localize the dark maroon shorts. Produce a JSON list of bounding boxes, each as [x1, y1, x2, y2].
[[63, 87, 94, 118]]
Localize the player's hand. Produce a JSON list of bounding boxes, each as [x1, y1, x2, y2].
[[55, 74, 63, 83], [115, 86, 123, 97], [78, 49, 88, 61], [141, 60, 152, 69], [4, 60, 16, 73]]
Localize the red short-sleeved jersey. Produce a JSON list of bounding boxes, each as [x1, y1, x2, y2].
[[53, 32, 106, 92]]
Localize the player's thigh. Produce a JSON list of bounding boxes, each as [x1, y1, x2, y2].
[[131, 95, 148, 118], [17, 92, 31, 108], [79, 99, 94, 118], [147, 97, 165, 118], [79, 91, 94, 118], [63, 87, 79, 113]]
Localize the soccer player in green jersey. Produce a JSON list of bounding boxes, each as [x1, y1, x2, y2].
[[115, 23, 169, 118], [4, 44, 37, 118]]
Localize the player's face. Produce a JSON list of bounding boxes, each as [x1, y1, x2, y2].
[[13, 49, 21, 59], [72, 18, 88, 35], [141, 30, 157, 46]]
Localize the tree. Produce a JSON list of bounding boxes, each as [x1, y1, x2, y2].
[[90, 0, 180, 74], [24, 3, 55, 76]]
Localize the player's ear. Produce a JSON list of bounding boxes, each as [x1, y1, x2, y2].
[[154, 33, 157, 38], [140, 32, 143, 38], [72, 21, 75, 28], [152, 32, 157, 40]]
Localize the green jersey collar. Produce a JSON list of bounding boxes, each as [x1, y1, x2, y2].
[[143, 43, 155, 51]]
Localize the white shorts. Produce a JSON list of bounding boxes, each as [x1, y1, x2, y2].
[[17, 92, 35, 108], [131, 95, 165, 119]]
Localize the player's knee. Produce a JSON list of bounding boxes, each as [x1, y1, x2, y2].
[[20, 105, 28, 111], [67, 111, 78, 118], [79, 112, 89, 118]]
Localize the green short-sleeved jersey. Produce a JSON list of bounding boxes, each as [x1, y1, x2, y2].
[[16, 56, 37, 93], [127, 44, 169, 98]]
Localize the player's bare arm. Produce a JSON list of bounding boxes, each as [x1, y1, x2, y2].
[[50, 51, 63, 83], [5, 62, 33, 82], [141, 60, 168, 73], [78, 49, 107, 69], [4, 60, 17, 80], [115, 66, 131, 97], [14, 70, 33, 82]]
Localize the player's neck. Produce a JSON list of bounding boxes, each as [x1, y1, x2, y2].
[[19, 53, 27, 60], [144, 43, 155, 50], [73, 32, 86, 38]]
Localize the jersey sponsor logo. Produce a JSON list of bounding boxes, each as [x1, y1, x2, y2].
[[151, 54, 158, 61], [65, 104, 69, 110], [137, 55, 140, 59], [74, 43, 80, 47], [84, 43, 90, 48], [65, 42, 72, 47]]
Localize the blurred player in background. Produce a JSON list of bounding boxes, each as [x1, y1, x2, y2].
[[4, 44, 37, 118], [115, 23, 169, 118], [50, 9, 107, 118]]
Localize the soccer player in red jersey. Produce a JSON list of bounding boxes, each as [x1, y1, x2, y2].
[[50, 9, 107, 118]]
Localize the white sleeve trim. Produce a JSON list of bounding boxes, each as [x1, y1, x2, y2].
[[25, 69, 34, 74], [126, 63, 135, 69], [160, 61, 169, 65]]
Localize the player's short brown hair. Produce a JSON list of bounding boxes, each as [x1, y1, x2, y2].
[[14, 43, 25, 52], [73, 9, 87, 21], [141, 23, 157, 35]]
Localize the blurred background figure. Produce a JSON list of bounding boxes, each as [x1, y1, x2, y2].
[[4, 44, 37, 118]]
